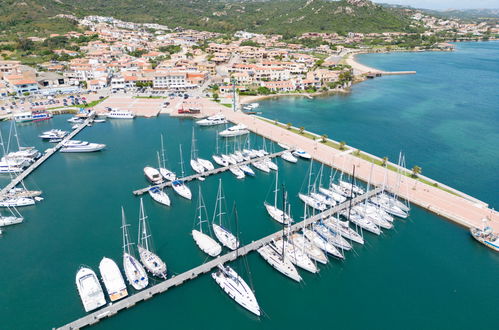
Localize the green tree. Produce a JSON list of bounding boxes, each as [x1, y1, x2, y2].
[[257, 86, 271, 95], [240, 40, 260, 47], [16, 38, 34, 51], [381, 156, 388, 167], [339, 141, 346, 150], [299, 127, 304, 134], [411, 165, 422, 178], [320, 134, 328, 143], [212, 92, 219, 102], [286, 123, 292, 130]]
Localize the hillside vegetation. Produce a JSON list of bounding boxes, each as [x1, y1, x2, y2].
[[0, 0, 417, 37]]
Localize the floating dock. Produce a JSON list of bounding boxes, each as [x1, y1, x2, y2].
[[56, 186, 382, 330], [0, 114, 95, 198], [132, 149, 288, 195]]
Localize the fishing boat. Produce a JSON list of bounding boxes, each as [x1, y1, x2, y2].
[[212, 179, 239, 250], [292, 149, 311, 160], [264, 173, 293, 225], [144, 166, 163, 184], [148, 186, 170, 206], [289, 232, 328, 264], [211, 264, 261, 316], [106, 108, 135, 119], [60, 140, 106, 153], [219, 124, 249, 138], [75, 266, 106, 312], [137, 199, 167, 279], [281, 151, 298, 163], [257, 243, 302, 282], [196, 113, 228, 126], [99, 257, 128, 302], [121, 207, 149, 290], [192, 186, 221, 257], [470, 222, 499, 252], [303, 227, 344, 259]]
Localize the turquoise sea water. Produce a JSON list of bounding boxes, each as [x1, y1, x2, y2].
[[0, 42, 498, 330]]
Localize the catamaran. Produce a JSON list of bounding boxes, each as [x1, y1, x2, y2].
[[121, 207, 149, 290], [137, 199, 167, 279], [99, 257, 128, 302], [192, 186, 222, 257], [212, 179, 239, 250], [264, 172, 293, 225], [75, 266, 106, 312]]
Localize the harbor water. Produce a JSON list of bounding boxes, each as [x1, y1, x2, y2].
[[0, 41, 498, 329]]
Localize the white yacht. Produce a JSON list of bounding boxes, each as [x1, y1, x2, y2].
[[281, 151, 298, 163], [148, 187, 170, 206], [196, 114, 228, 126], [68, 116, 83, 124], [212, 154, 229, 167], [172, 180, 192, 200], [192, 186, 221, 257], [229, 166, 245, 179], [158, 135, 176, 181], [257, 244, 302, 282], [99, 257, 128, 302], [314, 223, 352, 251], [319, 187, 347, 203], [303, 228, 344, 259], [289, 233, 328, 264], [323, 217, 364, 245], [106, 108, 135, 119], [343, 210, 381, 235], [212, 264, 261, 316], [39, 129, 67, 140], [0, 163, 23, 174], [354, 205, 393, 229], [60, 140, 106, 153], [219, 124, 249, 138], [0, 197, 35, 208], [239, 164, 255, 177], [339, 180, 365, 195], [263, 157, 278, 171], [159, 168, 176, 181], [197, 158, 214, 171], [251, 160, 270, 173], [298, 193, 327, 211], [212, 180, 239, 250], [310, 192, 336, 207], [292, 149, 312, 160], [144, 166, 163, 184], [0, 214, 23, 227], [121, 208, 149, 290], [190, 159, 205, 174], [273, 238, 318, 273], [137, 199, 167, 279], [75, 266, 107, 312], [370, 196, 408, 218], [221, 154, 237, 165]]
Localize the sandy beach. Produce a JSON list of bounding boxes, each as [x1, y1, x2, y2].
[[344, 52, 383, 75]]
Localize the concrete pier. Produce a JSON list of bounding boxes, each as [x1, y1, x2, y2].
[[56, 186, 382, 330]]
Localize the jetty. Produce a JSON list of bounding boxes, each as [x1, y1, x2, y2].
[[0, 113, 95, 198], [56, 186, 382, 330], [132, 149, 288, 195]]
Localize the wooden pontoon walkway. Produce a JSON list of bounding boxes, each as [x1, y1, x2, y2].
[[0, 113, 95, 197], [132, 149, 289, 196], [56, 186, 382, 330]]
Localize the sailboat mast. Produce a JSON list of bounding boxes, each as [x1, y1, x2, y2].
[[179, 144, 185, 177], [121, 207, 130, 255], [281, 184, 286, 261], [218, 179, 223, 226], [274, 170, 278, 208], [139, 198, 149, 251], [346, 165, 356, 224], [160, 134, 166, 168]]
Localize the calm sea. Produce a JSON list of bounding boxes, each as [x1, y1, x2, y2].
[[0, 41, 497, 330]]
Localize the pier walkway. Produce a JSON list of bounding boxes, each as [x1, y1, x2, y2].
[[0, 113, 95, 198], [56, 186, 382, 330], [132, 149, 288, 195]]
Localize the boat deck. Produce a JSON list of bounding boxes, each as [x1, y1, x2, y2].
[[56, 186, 382, 330]]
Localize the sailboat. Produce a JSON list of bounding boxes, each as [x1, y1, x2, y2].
[[190, 128, 205, 174], [0, 206, 23, 227], [172, 145, 192, 200], [212, 179, 239, 250], [148, 186, 171, 206], [212, 131, 229, 167], [264, 172, 293, 225], [121, 207, 148, 290], [158, 135, 176, 181], [289, 232, 328, 264], [192, 186, 222, 257], [322, 216, 364, 245], [211, 204, 261, 316], [257, 241, 302, 282], [137, 198, 167, 279]]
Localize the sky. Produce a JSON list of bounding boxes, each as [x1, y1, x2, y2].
[[372, 0, 499, 10]]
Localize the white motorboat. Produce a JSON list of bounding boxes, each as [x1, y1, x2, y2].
[[229, 166, 245, 179], [0, 197, 35, 207], [192, 186, 221, 257], [75, 266, 107, 312], [39, 129, 67, 140], [144, 166, 163, 184], [172, 180, 192, 200], [280, 151, 298, 163], [257, 244, 302, 282], [274, 238, 318, 273], [196, 114, 228, 126], [106, 108, 135, 119], [212, 264, 261, 316], [299, 193, 327, 211], [0, 163, 23, 173], [292, 149, 312, 159], [323, 217, 364, 245], [212, 180, 239, 250], [239, 164, 255, 176], [319, 187, 347, 203], [303, 228, 344, 259], [148, 187, 170, 206], [251, 161, 270, 173], [137, 199, 167, 279], [68, 116, 83, 123], [314, 223, 352, 251], [278, 143, 291, 150], [219, 124, 249, 138], [99, 257, 128, 302], [60, 140, 106, 153], [121, 208, 149, 290], [289, 233, 328, 264]]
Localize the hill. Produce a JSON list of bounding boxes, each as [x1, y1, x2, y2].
[[0, 0, 418, 37]]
